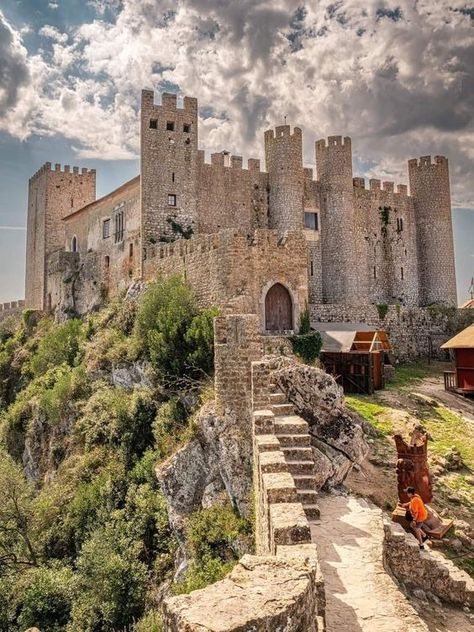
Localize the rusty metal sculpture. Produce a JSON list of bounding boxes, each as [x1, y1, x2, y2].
[[394, 429, 433, 504]]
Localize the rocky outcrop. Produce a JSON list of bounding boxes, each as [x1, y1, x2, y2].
[[163, 554, 322, 632], [156, 404, 252, 544], [111, 362, 153, 389], [272, 361, 369, 488]]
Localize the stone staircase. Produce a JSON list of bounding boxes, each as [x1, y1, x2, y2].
[[268, 387, 320, 520]]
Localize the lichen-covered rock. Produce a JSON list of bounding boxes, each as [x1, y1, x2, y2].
[[273, 362, 369, 480], [155, 403, 252, 544], [163, 554, 320, 632], [111, 362, 153, 389]]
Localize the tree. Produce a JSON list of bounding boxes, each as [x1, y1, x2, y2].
[[0, 453, 39, 573]]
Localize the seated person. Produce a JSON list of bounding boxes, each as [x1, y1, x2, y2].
[[402, 486, 429, 549]]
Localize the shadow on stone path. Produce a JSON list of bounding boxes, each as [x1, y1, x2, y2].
[[311, 494, 429, 632]]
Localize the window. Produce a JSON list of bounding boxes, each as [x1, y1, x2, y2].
[[401, 266, 404, 280], [71, 236, 77, 252], [103, 218, 110, 239], [373, 266, 377, 279], [183, 123, 191, 133], [129, 243, 133, 259], [70, 197, 74, 208], [114, 211, 124, 243], [166, 121, 175, 131], [149, 119, 158, 129], [172, 172, 175, 182], [304, 212, 318, 231], [168, 194, 177, 207], [310, 261, 314, 277], [104, 255, 110, 269], [397, 217, 404, 231]]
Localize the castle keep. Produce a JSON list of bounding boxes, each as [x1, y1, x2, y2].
[[23, 89, 457, 337]]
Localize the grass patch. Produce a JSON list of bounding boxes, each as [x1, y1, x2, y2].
[[387, 363, 435, 390], [345, 395, 394, 436], [422, 406, 474, 469]]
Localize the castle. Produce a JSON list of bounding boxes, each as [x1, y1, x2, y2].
[[22, 89, 457, 339]]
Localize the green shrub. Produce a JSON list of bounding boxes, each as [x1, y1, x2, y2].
[[152, 398, 190, 459], [172, 555, 235, 595], [290, 331, 322, 365], [135, 276, 217, 382], [376, 303, 389, 319], [133, 610, 163, 632], [70, 524, 148, 632], [16, 565, 76, 632], [297, 308, 311, 335], [28, 319, 85, 377]]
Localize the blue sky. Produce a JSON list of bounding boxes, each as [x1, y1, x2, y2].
[[0, 0, 473, 304]]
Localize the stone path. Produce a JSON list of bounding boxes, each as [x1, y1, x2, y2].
[[311, 494, 429, 632]]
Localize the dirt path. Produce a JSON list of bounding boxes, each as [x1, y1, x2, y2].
[[311, 494, 429, 632], [416, 374, 474, 424]]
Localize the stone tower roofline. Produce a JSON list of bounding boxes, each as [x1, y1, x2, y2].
[[197, 149, 264, 172], [29, 162, 96, 182], [141, 88, 198, 113], [264, 125, 302, 141], [408, 155, 448, 169], [353, 177, 409, 196], [315, 135, 352, 150]]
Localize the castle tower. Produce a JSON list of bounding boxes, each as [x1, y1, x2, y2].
[[408, 156, 457, 305], [25, 163, 96, 309], [316, 136, 359, 304], [264, 126, 304, 232], [140, 90, 199, 262]]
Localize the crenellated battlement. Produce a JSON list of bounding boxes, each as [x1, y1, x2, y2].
[[408, 155, 448, 170], [197, 151, 264, 173], [360, 178, 409, 196], [264, 125, 302, 142], [141, 88, 198, 113], [0, 299, 25, 311], [316, 135, 352, 150], [29, 162, 96, 181]]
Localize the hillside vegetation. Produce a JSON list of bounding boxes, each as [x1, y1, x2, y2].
[[0, 277, 248, 632]]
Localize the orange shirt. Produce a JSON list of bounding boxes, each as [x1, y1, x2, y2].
[[409, 494, 428, 522]]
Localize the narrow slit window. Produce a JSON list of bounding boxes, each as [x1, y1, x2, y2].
[[310, 260, 314, 277], [129, 243, 133, 258], [104, 255, 110, 269], [172, 172, 175, 183], [373, 266, 377, 279], [103, 219, 110, 239], [114, 211, 124, 243], [401, 266, 404, 280]]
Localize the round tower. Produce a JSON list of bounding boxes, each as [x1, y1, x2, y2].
[[408, 155, 457, 306], [264, 125, 304, 232], [316, 136, 359, 304]]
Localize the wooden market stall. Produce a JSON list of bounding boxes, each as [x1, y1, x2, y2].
[[313, 323, 392, 394], [441, 324, 474, 395]]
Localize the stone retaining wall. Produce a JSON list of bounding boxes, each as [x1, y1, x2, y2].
[[383, 518, 474, 607], [310, 303, 474, 360]]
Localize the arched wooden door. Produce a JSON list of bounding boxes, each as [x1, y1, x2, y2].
[[265, 283, 293, 331]]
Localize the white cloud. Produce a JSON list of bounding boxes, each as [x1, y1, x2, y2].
[[2, 0, 474, 205]]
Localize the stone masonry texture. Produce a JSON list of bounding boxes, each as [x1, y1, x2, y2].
[[23, 89, 459, 350]]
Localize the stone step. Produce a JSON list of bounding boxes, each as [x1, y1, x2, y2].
[[271, 403, 295, 416], [297, 488, 319, 505], [303, 503, 321, 520], [269, 392, 286, 405], [274, 416, 308, 435], [282, 446, 313, 462], [293, 474, 318, 490], [275, 433, 311, 447], [286, 460, 316, 476]]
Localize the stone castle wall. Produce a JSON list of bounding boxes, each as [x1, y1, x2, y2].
[[143, 229, 309, 323], [64, 176, 141, 300], [310, 303, 474, 360], [25, 163, 96, 310], [354, 179, 419, 307], [0, 300, 25, 322]]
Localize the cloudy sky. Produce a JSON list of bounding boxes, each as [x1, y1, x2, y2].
[[0, 0, 473, 304]]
